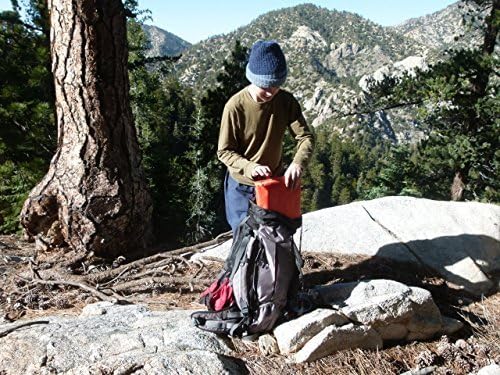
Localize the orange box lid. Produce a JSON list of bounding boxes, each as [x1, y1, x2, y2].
[[254, 176, 301, 218]]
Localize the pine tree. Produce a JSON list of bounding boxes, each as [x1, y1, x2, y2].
[[0, 1, 55, 232], [188, 40, 250, 237], [359, 0, 499, 202], [20, 0, 154, 257]]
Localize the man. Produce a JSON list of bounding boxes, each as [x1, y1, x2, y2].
[[217, 40, 315, 233]]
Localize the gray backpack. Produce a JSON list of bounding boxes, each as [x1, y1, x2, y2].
[[192, 203, 303, 337]]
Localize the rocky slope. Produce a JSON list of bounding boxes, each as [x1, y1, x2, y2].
[[389, 2, 480, 51], [2, 195, 498, 372], [146, 2, 471, 141], [142, 24, 191, 57]]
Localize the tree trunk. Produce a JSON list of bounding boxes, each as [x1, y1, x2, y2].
[[451, 171, 465, 201], [20, 0, 153, 258]]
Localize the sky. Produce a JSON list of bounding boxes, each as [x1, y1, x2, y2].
[[0, 0, 457, 44]]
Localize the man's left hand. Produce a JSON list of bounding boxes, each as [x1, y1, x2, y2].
[[284, 162, 302, 189]]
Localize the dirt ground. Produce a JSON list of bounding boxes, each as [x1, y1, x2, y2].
[[1, 234, 499, 374]]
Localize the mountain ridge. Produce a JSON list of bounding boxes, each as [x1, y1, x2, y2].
[[143, 2, 467, 141], [142, 24, 191, 57]]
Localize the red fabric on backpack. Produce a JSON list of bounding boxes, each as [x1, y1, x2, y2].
[[200, 277, 234, 311], [255, 176, 301, 218]]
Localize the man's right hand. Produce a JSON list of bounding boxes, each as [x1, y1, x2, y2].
[[251, 164, 272, 179]]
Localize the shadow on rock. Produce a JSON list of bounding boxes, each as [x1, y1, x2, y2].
[[303, 234, 500, 329]]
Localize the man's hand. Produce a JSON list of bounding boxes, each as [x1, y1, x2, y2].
[[284, 162, 302, 189], [252, 164, 272, 179]]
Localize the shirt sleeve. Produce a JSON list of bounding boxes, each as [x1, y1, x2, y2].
[[217, 103, 259, 179], [288, 99, 315, 167]]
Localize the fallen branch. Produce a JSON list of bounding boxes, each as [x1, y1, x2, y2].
[[0, 320, 50, 338], [110, 276, 210, 293], [31, 279, 128, 304], [191, 262, 205, 279], [85, 231, 231, 284], [97, 266, 132, 288], [60, 250, 94, 269], [198, 256, 225, 264]]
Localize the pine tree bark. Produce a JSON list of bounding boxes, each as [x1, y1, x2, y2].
[[20, 0, 153, 258]]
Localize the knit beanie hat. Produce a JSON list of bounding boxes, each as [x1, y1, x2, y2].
[[246, 40, 287, 88]]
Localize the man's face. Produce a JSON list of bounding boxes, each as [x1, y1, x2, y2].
[[254, 86, 280, 102]]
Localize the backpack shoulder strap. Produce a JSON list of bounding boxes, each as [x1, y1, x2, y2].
[[228, 217, 256, 280]]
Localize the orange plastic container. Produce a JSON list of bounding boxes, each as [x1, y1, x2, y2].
[[254, 176, 301, 218]]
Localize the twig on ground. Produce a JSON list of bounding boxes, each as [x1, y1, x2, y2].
[[97, 266, 132, 288], [60, 250, 94, 269], [192, 262, 205, 279], [110, 276, 209, 293], [31, 279, 125, 304], [0, 320, 50, 338], [28, 259, 42, 280], [196, 256, 225, 264]]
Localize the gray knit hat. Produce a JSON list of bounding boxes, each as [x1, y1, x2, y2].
[[245, 40, 287, 88]]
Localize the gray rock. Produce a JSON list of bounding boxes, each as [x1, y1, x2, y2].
[[314, 280, 442, 341], [0, 303, 246, 374], [362, 197, 499, 295], [192, 238, 232, 262], [288, 25, 327, 50], [400, 366, 438, 375], [273, 308, 349, 354], [297, 197, 499, 296], [296, 201, 418, 262], [293, 323, 382, 363], [406, 288, 443, 340], [360, 56, 427, 92], [477, 364, 500, 375], [258, 334, 279, 355]]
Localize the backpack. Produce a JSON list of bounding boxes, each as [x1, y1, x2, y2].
[[191, 202, 303, 337]]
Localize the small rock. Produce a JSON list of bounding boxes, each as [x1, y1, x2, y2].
[[406, 287, 443, 340], [293, 323, 382, 363], [400, 366, 437, 375], [80, 301, 115, 317], [314, 280, 442, 341], [274, 308, 349, 354], [454, 338, 468, 350], [258, 334, 279, 355]]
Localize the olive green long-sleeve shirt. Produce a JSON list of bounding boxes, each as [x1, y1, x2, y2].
[[217, 87, 315, 186]]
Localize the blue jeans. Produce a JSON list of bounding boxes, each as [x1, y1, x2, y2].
[[224, 172, 255, 234]]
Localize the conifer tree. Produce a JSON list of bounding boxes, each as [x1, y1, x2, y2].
[[359, 0, 499, 201], [0, 1, 55, 232]]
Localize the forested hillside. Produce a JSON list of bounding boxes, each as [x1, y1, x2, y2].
[[0, 0, 497, 248]]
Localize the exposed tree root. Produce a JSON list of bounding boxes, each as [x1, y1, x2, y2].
[[3, 232, 231, 318]]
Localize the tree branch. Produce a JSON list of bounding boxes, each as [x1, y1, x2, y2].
[[110, 276, 209, 293], [0, 321, 49, 338], [31, 279, 125, 304], [85, 231, 232, 284]]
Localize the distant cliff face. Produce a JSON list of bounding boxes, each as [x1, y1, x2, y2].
[[142, 24, 191, 57], [144, 2, 471, 142], [389, 2, 481, 50]]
